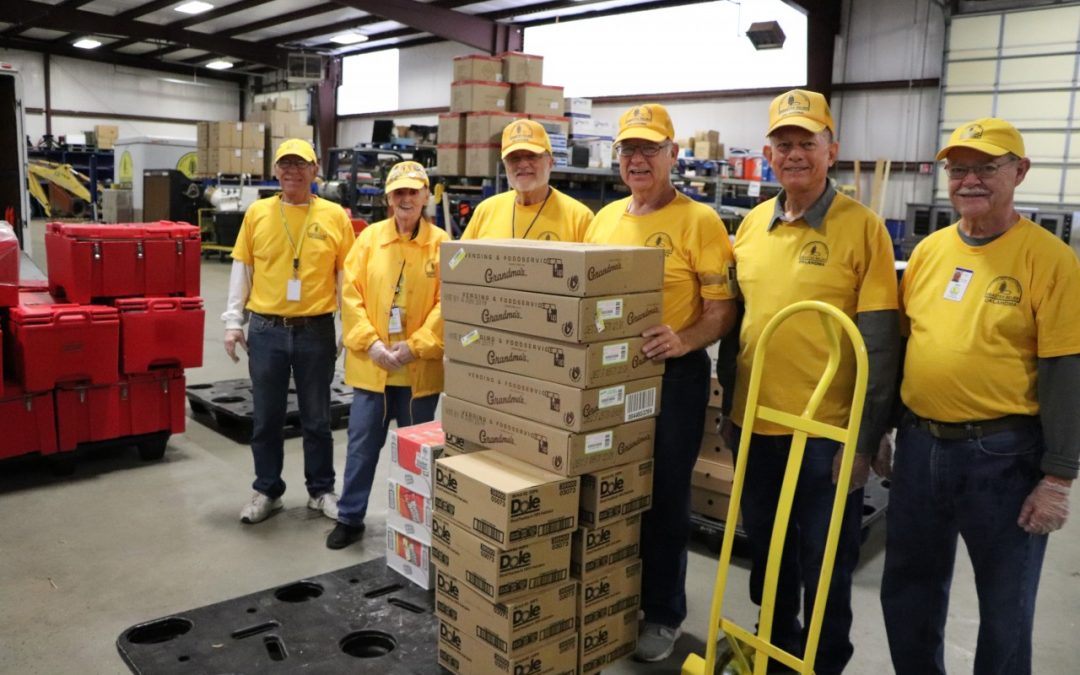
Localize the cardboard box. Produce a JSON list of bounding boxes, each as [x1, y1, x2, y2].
[[709, 376, 723, 408], [207, 147, 242, 174], [241, 122, 266, 149], [529, 114, 570, 138], [261, 97, 293, 112], [94, 124, 119, 149], [433, 451, 579, 548], [450, 80, 510, 113], [387, 478, 433, 544], [444, 362, 660, 433], [248, 109, 293, 136], [694, 129, 721, 144], [453, 54, 503, 82], [438, 113, 466, 145], [695, 140, 725, 160], [203, 121, 243, 148], [441, 397, 655, 477], [705, 408, 724, 436], [691, 486, 741, 524], [571, 513, 641, 580], [444, 430, 487, 456], [434, 567, 577, 659], [241, 148, 264, 176], [586, 139, 613, 168], [564, 97, 592, 116], [195, 148, 208, 175], [437, 144, 465, 176], [579, 608, 638, 675], [465, 111, 525, 145], [386, 525, 433, 589], [438, 620, 578, 675], [441, 283, 663, 344], [444, 321, 665, 388], [499, 51, 544, 84], [431, 515, 571, 603], [577, 559, 642, 627], [692, 457, 733, 496], [579, 459, 653, 529], [390, 419, 446, 497], [463, 143, 501, 177], [286, 121, 313, 141], [265, 135, 286, 175], [440, 239, 664, 297], [512, 83, 565, 116]]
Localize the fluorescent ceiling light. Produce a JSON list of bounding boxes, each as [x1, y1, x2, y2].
[[205, 60, 234, 70], [330, 32, 369, 45], [73, 38, 102, 49], [175, 1, 214, 14]]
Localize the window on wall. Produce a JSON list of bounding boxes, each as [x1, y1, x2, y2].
[[523, 1, 807, 97], [338, 49, 400, 115]]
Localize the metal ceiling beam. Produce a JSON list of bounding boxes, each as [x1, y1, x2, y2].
[[266, 0, 471, 47], [220, 3, 343, 39], [116, 0, 180, 21], [106, 0, 272, 52], [0, 1, 289, 68], [785, 0, 842, 98], [0, 0, 96, 36], [331, 0, 521, 53]]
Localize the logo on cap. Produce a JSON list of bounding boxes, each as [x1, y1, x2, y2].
[[960, 124, 984, 140], [627, 106, 653, 126], [509, 122, 532, 143], [779, 92, 812, 117]]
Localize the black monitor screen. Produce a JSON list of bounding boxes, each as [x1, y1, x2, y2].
[[372, 120, 394, 144]]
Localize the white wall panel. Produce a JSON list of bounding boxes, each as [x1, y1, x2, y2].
[[1001, 5, 1080, 57], [592, 97, 775, 154], [942, 93, 995, 125], [998, 55, 1075, 89], [0, 49, 47, 108], [996, 91, 1072, 127], [831, 88, 940, 162], [945, 60, 997, 91], [839, 0, 945, 82], [1021, 131, 1069, 163], [399, 42, 475, 110], [1015, 167, 1064, 202], [949, 15, 1002, 59]]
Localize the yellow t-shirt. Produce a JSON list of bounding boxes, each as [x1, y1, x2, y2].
[[900, 218, 1080, 422], [731, 192, 898, 435], [386, 268, 410, 387], [232, 195, 355, 316], [584, 192, 735, 332], [460, 187, 592, 242]]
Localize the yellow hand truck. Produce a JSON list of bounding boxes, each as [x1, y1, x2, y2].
[[682, 300, 868, 675]]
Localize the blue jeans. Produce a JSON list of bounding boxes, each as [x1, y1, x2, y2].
[[881, 418, 1047, 675], [337, 386, 439, 527], [641, 349, 710, 629], [732, 428, 863, 675], [246, 313, 336, 500]]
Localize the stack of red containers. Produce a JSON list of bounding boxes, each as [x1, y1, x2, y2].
[[0, 221, 205, 464]]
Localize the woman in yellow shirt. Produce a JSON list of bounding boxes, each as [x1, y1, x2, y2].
[[329, 161, 449, 549]]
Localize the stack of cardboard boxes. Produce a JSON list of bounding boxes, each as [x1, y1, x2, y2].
[[438, 52, 569, 177], [564, 97, 614, 169], [247, 97, 314, 176], [195, 121, 266, 177], [434, 238, 667, 674], [690, 373, 739, 524]]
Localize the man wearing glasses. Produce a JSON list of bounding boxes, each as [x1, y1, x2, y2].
[[585, 103, 737, 662], [879, 118, 1079, 674], [460, 118, 592, 241], [718, 89, 899, 674], [223, 138, 356, 525]]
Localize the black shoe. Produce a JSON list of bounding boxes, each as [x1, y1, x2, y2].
[[326, 522, 365, 549]]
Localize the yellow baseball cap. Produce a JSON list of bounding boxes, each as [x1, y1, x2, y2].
[[501, 119, 552, 158], [273, 138, 317, 164], [936, 118, 1025, 160], [615, 104, 675, 144], [766, 89, 835, 136], [384, 161, 429, 193]]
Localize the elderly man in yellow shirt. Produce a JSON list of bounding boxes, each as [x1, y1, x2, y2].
[[461, 118, 592, 242]]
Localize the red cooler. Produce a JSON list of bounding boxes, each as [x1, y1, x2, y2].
[[0, 383, 59, 459], [45, 221, 201, 304], [0, 223, 18, 307], [7, 300, 120, 392], [55, 370, 186, 451], [116, 297, 205, 374]]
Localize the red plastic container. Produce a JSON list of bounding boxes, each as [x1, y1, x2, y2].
[[45, 221, 201, 304], [0, 383, 59, 459], [116, 297, 205, 374], [54, 370, 186, 451], [7, 300, 120, 392], [0, 225, 17, 307]]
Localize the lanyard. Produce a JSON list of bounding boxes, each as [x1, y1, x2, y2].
[[392, 259, 407, 308], [511, 187, 552, 239], [279, 195, 316, 278]]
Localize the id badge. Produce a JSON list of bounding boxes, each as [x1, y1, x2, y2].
[[388, 306, 403, 333], [943, 267, 973, 302], [286, 278, 302, 302]]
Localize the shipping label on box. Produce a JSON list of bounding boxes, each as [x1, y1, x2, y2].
[[435, 567, 577, 659], [389, 419, 445, 497], [463, 143, 501, 177], [440, 239, 664, 297], [386, 525, 434, 589], [438, 113, 466, 145], [579, 459, 654, 529], [433, 451, 579, 548], [437, 144, 465, 177], [444, 361, 660, 433], [691, 486, 741, 524], [577, 559, 642, 627], [512, 83, 565, 115], [450, 80, 510, 113], [438, 619, 578, 675], [499, 52, 544, 84], [387, 478, 433, 544], [579, 609, 638, 675], [442, 397, 655, 477], [444, 321, 665, 388], [441, 283, 663, 344], [453, 54, 503, 82], [464, 112, 524, 145], [571, 513, 641, 579]]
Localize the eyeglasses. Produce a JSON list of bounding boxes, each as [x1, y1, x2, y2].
[[277, 159, 313, 169], [615, 142, 670, 158], [943, 157, 1017, 180]]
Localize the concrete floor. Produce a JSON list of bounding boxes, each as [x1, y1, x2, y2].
[[1, 220, 1078, 674]]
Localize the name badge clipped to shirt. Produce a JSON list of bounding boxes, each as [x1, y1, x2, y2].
[[388, 306, 403, 333], [943, 267, 974, 302], [286, 278, 302, 302]]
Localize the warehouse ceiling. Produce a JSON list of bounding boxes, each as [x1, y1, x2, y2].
[[0, 0, 718, 84]]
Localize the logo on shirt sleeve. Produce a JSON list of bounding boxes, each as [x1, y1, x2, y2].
[[645, 232, 674, 257], [798, 241, 829, 266], [425, 260, 437, 278], [984, 276, 1022, 306]]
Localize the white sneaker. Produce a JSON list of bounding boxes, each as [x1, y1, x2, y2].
[[634, 622, 682, 663], [307, 492, 339, 520], [240, 492, 283, 524]]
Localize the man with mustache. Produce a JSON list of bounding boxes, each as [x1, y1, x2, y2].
[[879, 117, 1080, 674], [460, 118, 592, 242]]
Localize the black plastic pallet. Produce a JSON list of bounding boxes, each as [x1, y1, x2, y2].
[[117, 557, 441, 674], [186, 372, 353, 441]]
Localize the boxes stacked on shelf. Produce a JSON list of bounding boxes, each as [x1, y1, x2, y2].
[[384, 419, 447, 588], [195, 121, 266, 176], [691, 129, 725, 160], [0, 221, 204, 464], [531, 114, 570, 167], [563, 97, 614, 169], [247, 97, 314, 176], [90, 124, 119, 150], [437, 238, 668, 674], [446, 55, 511, 177]]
